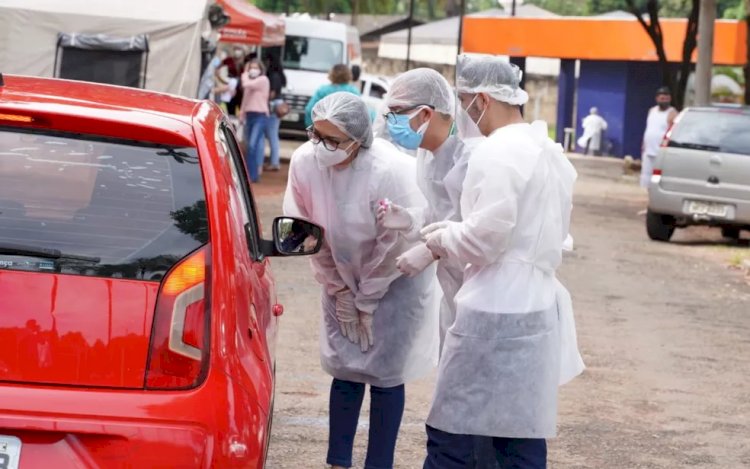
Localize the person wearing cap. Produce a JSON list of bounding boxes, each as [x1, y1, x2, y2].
[[577, 107, 608, 156], [283, 92, 438, 469], [640, 87, 678, 187], [419, 54, 584, 469], [304, 64, 361, 128], [377, 67, 498, 468]]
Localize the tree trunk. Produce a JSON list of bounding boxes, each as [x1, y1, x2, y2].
[[351, 0, 359, 26], [446, 0, 459, 17], [626, 0, 684, 105], [675, 0, 700, 109]]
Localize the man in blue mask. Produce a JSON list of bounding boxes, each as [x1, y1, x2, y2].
[[377, 68, 498, 469]]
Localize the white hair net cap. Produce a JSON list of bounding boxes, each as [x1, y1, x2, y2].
[[312, 92, 374, 148], [386, 68, 455, 116], [456, 53, 529, 106]]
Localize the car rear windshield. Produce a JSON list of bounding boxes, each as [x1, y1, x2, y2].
[[668, 110, 750, 155], [0, 128, 208, 281]]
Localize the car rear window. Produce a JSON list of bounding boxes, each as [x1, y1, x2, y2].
[[0, 128, 208, 281], [668, 110, 750, 155]]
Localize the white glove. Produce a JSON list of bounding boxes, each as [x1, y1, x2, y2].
[[335, 290, 360, 345], [562, 234, 574, 252], [358, 311, 374, 353], [421, 221, 450, 259], [396, 243, 436, 277], [377, 201, 414, 231]]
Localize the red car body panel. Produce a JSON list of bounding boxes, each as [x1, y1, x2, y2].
[[0, 75, 280, 467]]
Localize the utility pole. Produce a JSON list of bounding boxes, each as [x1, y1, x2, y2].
[[695, 0, 717, 106], [457, 0, 466, 56], [405, 0, 416, 70]]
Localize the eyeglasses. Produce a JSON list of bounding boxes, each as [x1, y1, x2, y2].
[[383, 104, 435, 125], [306, 126, 353, 151]]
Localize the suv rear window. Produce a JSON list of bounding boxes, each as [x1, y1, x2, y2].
[[0, 128, 208, 281], [668, 109, 750, 155]]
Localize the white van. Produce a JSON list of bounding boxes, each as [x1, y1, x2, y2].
[[280, 16, 362, 131]]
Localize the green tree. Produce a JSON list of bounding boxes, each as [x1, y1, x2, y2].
[[622, 0, 699, 109]]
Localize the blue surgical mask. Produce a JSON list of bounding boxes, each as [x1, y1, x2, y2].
[[387, 110, 429, 150]]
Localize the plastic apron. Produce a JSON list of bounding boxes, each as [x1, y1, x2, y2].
[[426, 123, 582, 439], [284, 139, 440, 388], [416, 137, 468, 350]]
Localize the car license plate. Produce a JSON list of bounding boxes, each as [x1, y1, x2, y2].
[[0, 436, 22, 469], [282, 112, 299, 123], [686, 200, 730, 218]]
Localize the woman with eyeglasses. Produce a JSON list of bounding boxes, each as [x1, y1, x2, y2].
[[283, 92, 439, 469]]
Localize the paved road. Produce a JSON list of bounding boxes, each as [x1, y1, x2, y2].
[[254, 152, 750, 469]]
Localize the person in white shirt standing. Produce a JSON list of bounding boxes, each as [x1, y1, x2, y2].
[[640, 87, 678, 187]]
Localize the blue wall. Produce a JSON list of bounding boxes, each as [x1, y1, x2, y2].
[[575, 60, 663, 157], [623, 61, 663, 158], [576, 61, 628, 157]]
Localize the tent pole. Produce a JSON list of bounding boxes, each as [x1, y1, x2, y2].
[[405, 0, 415, 70]]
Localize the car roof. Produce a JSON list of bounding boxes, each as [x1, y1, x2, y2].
[[0, 74, 203, 146], [685, 104, 750, 114]]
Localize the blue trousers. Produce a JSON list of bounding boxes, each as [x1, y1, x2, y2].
[[327, 379, 405, 469], [264, 102, 282, 168], [424, 425, 547, 469], [244, 111, 267, 182]]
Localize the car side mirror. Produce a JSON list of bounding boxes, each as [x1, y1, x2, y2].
[[266, 216, 323, 257]]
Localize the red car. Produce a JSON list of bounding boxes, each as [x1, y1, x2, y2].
[[0, 74, 321, 468]]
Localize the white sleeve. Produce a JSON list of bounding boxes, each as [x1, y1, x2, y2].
[[355, 160, 426, 313], [283, 149, 348, 295], [438, 150, 534, 267]]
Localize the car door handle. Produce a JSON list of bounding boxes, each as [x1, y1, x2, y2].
[[708, 175, 720, 184], [710, 155, 722, 165]]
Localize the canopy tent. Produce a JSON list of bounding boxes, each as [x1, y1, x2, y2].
[[216, 0, 285, 46], [0, 0, 210, 97]]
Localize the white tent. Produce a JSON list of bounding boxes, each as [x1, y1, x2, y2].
[[378, 6, 561, 76], [0, 0, 211, 97]]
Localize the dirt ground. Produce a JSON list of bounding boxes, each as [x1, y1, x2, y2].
[[254, 153, 750, 469]]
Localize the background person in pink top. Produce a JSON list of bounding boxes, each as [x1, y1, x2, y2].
[[240, 59, 270, 183]]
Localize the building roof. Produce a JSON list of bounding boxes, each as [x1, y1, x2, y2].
[[331, 14, 412, 36], [380, 6, 558, 45]]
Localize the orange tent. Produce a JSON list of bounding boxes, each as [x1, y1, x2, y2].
[[217, 0, 285, 46]]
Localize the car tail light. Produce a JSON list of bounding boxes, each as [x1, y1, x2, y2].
[[0, 112, 33, 123], [652, 169, 662, 176], [145, 246, 210, 389]]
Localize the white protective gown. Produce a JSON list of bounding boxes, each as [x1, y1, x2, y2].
[[426, 121, 582, 439], [413, 136, 475, 347], [283, 139, 439, 388]]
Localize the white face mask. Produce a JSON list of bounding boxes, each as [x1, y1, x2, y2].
[[248, 69, 261, 78], [314, 141, 356, 169]]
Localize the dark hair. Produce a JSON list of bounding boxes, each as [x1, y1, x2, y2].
[[656, 86, 671, 96], [265, 52, 287, 88], [351, 64, 361, 82], [329, 64, 352, 85]]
